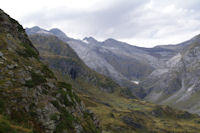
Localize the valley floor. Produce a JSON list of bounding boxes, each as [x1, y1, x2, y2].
[[56, 73, 200, 133]]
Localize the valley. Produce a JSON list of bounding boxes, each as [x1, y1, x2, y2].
[[0, 1, 200, 132], [26, 25, 200, 132]]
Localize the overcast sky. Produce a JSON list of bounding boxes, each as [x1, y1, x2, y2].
[[1, 0, 200, 47]]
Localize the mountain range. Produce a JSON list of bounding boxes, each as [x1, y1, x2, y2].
[[142, 34, 200, 114], [0, 7, 200, 133], [24, 25, 200, 132], [26, 25, 200, 116], [26, 26, 194, 99]]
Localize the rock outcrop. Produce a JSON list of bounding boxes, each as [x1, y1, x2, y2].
[[142, 34, 200, 114], [0, 9, 101, 133]]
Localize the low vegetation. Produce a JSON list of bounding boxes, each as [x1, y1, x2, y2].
[[17, 43, 39, 59], [0, 115, 32, 133], [25, 71, 47, 87]]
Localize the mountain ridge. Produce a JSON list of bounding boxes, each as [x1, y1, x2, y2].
[[26, 26, 200, 133], [26, 26, 189, 98], [142, 34, 200, 114]]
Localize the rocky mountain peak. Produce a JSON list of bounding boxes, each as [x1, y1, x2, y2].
[[83, 36, 99, 44], [26, 26, 41, 32], [103, 38, 127, 47], [49, 28, 68, 39], [26, 26, 54, 36], [104, 38, 117, 43]]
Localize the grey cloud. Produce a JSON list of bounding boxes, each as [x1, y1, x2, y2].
[[21, 0, 200, 46]]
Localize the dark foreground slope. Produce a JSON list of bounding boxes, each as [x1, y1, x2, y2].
[[0, 9, 100, 133], [28, 31, 200, 132]]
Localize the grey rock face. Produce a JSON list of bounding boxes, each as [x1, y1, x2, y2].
[[142, 35, 200, 114], [49, 28, 71, 42], [26, 26, 53, 36], [0, 51, 3, 57], [7, 64, 18, 69], [25, 26, 189, 98]]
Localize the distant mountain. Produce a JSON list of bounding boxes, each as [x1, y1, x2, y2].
[[25, 26, 54, 35], [26, 26, 200, 133], [26, 27, 196, 100], [26, 27, 178, 97], [28, 33, 129, 94], [26, 27, 146, 98], [49, 28, 71, 42], [142, 34, 200, 114]]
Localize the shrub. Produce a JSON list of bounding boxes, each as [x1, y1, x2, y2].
[[81, 117, 101, 133], [0, 100, 5, 113], [17, 43, 38, 59], [0, 121, 16, 133], [57, 82, 81, 104], [25, 72, 47, 88], [57, 89, 73, 106], [50, 113, 59, 121], [54, 109, 75, 133], [41, 65, 55, 78], [57, 82, 72, 90], [51, 101, 60, 110]]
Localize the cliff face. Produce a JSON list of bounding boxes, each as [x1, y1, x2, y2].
[[28, 34, 126, 94], [142, 34, 200, 114], [0, 9, 100, 133], [26, 27, 151, 98]]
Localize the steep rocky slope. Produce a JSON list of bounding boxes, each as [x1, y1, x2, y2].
[[26, 27, 193, 99], [28, 34, 136, 97], [26, 27, 137, 92], [0, 9, 100, 133], [26, 27, 200, 132], [142, 34, 200, 114], [25, 27, 165, 98]]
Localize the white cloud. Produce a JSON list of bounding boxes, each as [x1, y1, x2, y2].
[[1, 0, 200, 47]]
